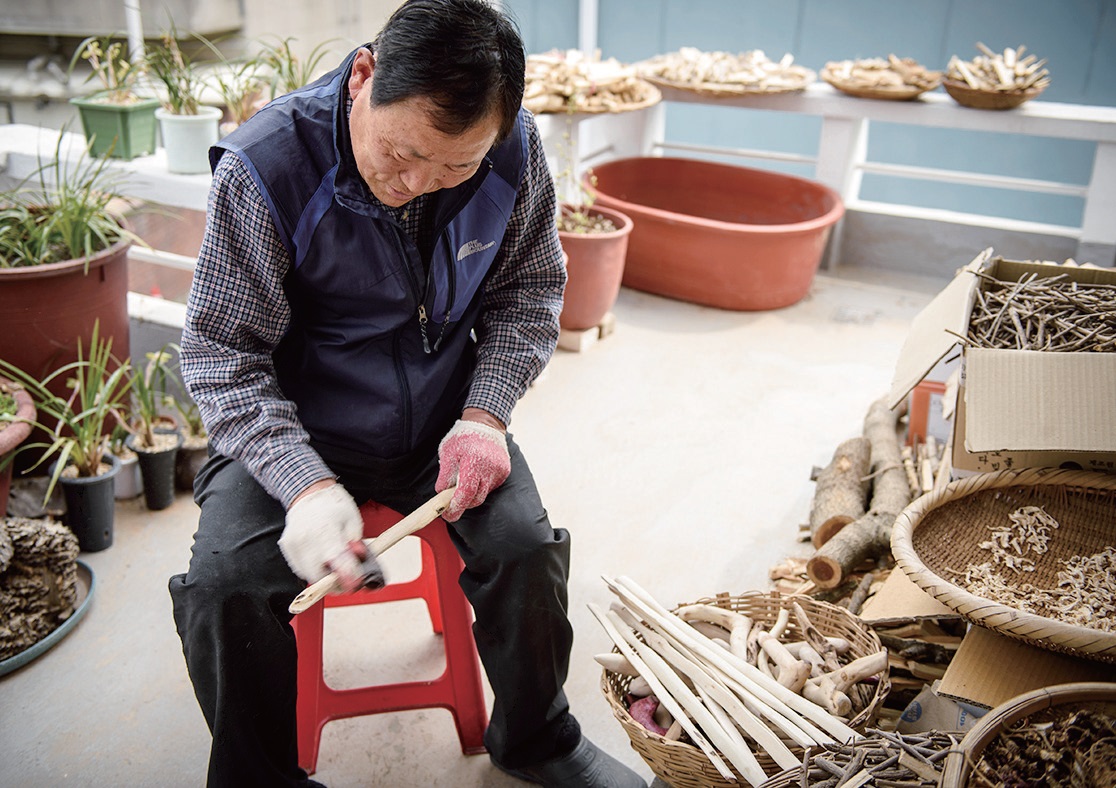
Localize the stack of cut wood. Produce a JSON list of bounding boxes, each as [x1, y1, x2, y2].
[[593, 576, 887, 786], [804, 397, 912, 592]]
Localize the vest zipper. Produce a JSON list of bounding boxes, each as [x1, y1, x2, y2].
[[387, 227, 420, 447]]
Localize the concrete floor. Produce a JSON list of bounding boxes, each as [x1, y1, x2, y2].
[[0, 269, 942, 788]]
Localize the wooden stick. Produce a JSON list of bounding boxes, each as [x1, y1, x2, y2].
[[588, 603, 736, 781]]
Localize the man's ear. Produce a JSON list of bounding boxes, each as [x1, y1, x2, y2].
[[349, 47, 375, 100]]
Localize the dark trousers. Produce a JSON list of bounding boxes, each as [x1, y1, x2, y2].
[[169, 435, 580, 787]]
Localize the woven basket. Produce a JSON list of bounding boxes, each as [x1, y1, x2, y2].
[[601, 591, 890, 788], [891, 468, 1116, 663], [940, 682, 1116, 787], [942, 78, 1044, 109], [643, 73, 815, 98], [820, 65, 940, 101]]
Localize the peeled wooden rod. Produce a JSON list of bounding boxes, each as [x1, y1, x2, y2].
[[604, 608, 769, 786], [609, 592, 823, 750], [605, 576, 830, 745], [288, 487, 456, 614], [611, 603, 802, 767], [587, 603, 736, 782], [606, 575, 860, 743]]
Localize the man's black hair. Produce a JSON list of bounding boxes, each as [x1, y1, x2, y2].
[[371, 0, 526, 142]]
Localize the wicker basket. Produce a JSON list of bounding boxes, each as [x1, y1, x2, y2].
[[891, 468, 1116, 663], [601, 591, 890, 788], [643, 73, 815, 98], [820, 65, 940, 101], [942, 78, 1044, 109], [940, 682, 1116, 787]]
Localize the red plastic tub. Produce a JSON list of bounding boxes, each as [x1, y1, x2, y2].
[[586, 157, 844, 310]]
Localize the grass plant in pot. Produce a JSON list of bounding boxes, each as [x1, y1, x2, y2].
[[125, 346, 182, 511], [108, 424, 141, 500], [0, 377, 36, 516], [68, 34, 159, 160], [0, 323, 133, 552], [0, 135, 140, 435], [145, 23, 222, 174]]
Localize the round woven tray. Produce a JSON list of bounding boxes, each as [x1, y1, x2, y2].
[[891, 468, 1116, 663], [820, 65, 940, 101], [529, 81, 662, 115], [643, 72, 815, 98], [601, 591, 890, 788], [940, 682, 1116, 786], [941, 77, 1044, 109]]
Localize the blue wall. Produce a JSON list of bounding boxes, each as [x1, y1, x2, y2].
[[504, 0, 1116, 227]]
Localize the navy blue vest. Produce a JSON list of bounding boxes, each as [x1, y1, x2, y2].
[[213, 49, 528, 460]]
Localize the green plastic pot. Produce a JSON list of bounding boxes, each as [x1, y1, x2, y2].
[[70, 96, 160, 160]]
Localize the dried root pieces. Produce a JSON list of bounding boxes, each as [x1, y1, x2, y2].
[[637, 46, 815, 93], [523, 49, 659, 114], [947, 43, 1050, 92]]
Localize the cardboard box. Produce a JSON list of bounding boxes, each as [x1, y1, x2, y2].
[[889, 249, 1116, 477], [937, 626, 1113, 709]]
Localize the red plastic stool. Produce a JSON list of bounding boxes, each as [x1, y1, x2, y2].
[[292, 500, 489, 774]]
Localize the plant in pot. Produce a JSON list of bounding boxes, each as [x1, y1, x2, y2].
[[197, 40, 266, 136], [125, 345, 183, 511], [108, 423, 141, 501], [68, 34, 160, 160], [0, 134, 140, 434], [144, 22, 223, 175], [170, 391, 208, 493], [0, 323, 133, 552], [257, 35, 337, 100], [552, 110, 633, 333], [0, 377, 36, 516]]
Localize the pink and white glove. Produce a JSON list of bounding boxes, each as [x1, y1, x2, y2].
[[279, 484, 365, 589], [435, 419, 511, 521]]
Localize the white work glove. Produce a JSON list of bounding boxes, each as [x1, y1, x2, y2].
[[435, 419, 511, 522], [279, 484, 364, 587]]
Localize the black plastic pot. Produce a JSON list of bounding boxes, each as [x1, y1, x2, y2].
[[127, 431, 183, 511], [56, 454, 121, 553]]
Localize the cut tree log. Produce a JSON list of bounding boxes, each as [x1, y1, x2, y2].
[[806, 397, 912, 589], [808, 436, 871, 548]]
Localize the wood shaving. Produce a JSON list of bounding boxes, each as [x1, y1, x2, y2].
[[523, 49, 659, 114], [949, 506, 1116, 632], [638, 46, 815, 93]]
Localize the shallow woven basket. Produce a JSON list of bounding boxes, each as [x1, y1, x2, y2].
[[940, 682, 1116, 787], [601, 591, 890, 788], [891, 468, 1116, 663], [942, 77, 1044, 109], [643, 73, 815, 98], [820, 65, 941, 101]]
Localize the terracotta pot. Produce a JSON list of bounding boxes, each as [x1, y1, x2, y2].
[[586, 157, 844, 311], [558, 204, 634, 331], [0, 236, 132, 397], [0, 378, 36, 516]]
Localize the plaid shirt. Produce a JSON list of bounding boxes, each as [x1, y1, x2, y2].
[[181, 109, 565, 507]]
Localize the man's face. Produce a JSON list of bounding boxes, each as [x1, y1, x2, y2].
[[347, 49, 500, 208]]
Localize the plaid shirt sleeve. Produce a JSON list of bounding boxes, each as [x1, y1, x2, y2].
[[466, 110, 566, 425], [180, 153, 336, 508]]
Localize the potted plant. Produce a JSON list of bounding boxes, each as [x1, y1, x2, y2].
[[0, 323, 133, 552], [144, 23, 223, 174], [552, 113, 633, 332], [170, 392, 208, 492], [0, 377, 36, 516], [198, 42, 266, 136], [124, 345, 182, 511], [0, 134, 139, 422], [257, 35, 336, 100], [108, 423, 142, 500], [68, 34, 160, 160]]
